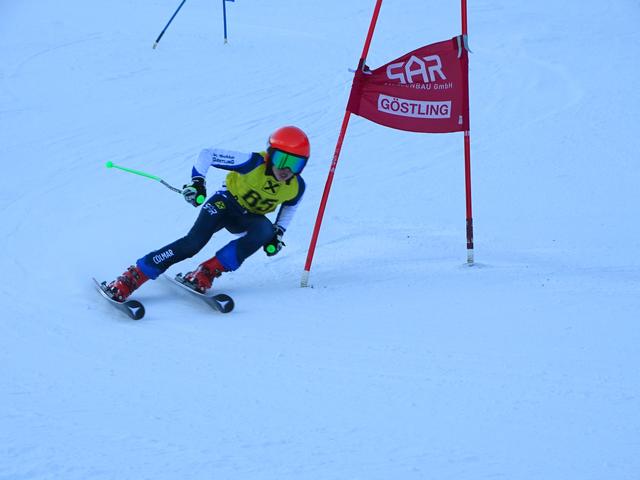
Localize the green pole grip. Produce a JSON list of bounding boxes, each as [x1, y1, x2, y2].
[[106, 161, 205, 205]]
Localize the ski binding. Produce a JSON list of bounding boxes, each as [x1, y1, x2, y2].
[[93, 277, 145, 320]]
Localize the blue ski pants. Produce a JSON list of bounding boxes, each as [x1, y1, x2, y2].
[[136, 190, 275, 279]]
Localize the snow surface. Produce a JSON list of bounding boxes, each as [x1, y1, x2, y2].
[[2, 0, 639, 478]]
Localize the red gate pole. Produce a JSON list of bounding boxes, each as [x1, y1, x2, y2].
[[301, 0, 384, 287], [461, 0, 474, 265]]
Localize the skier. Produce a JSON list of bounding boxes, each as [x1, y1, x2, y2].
[[105, 126, 310, 301]]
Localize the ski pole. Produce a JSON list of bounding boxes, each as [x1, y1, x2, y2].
[[105, 161, 204, 205], [153, 0, 188, 49]]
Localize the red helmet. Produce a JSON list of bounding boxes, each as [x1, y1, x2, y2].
[[268, 126, 310, 158]]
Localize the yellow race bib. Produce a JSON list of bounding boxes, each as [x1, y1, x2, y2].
[[225, 163, 301, 214]]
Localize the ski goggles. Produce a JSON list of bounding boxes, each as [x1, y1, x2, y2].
[[269, 148, 308, 174]]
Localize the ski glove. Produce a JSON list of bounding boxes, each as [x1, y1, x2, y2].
[[182, 176, 206, 207], [263, 225, 285, 257]]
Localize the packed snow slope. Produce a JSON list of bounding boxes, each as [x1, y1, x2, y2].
[[1, 1, 639, 479]]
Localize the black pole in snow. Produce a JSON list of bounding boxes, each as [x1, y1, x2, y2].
[[153, 0, 188, 49]]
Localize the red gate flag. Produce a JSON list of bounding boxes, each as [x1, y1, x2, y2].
[[302, 0, 475, 287], [347, 36, 469, 133]]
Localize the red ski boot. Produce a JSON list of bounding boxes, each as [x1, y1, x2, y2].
[[182, 257, 225, 293], [106, 265, 149, 302]]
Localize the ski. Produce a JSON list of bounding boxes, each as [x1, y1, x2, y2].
[[164, 273, 235, 314], [92, 277, 146, 320]]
